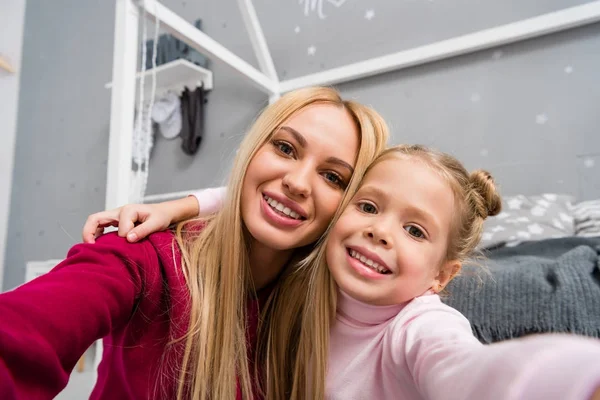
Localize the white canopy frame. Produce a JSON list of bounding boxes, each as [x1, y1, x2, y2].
[[99, 0, 600, 371], [106, 0, 600, 209]]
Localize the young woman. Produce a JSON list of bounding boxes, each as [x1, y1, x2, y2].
[[0, 86, 389, 400]]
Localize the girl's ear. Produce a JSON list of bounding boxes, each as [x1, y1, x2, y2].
[[432, 260, 461, 293]]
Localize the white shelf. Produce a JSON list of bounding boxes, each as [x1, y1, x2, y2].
[[105, 59, 213, 99]]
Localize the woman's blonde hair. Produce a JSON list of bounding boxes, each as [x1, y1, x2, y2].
[[172, 87, 388, 400]]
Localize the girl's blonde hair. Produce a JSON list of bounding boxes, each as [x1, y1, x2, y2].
[[372, 144, 502, 264], [173, 87, 389, 400], [294, 144, 500, 399]]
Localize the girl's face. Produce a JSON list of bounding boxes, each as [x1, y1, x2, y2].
[[241, 103, 359, 252], [326, 156, 460, 306]]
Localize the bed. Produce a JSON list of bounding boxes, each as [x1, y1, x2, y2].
[[444, 196, 600, 343]]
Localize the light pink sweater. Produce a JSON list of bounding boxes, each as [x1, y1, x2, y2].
[[330, 290, 600, 400], [192, 190, 600, 399]]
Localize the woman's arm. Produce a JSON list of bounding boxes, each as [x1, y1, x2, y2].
[[0, 233, 160, 398], [82, 186, 226, 243], [398, 304, 600, 400]]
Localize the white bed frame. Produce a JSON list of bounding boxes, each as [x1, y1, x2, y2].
[[106, 0, 600, 209]]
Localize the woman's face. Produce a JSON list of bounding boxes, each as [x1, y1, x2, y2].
[[241, 103, 360, 251]]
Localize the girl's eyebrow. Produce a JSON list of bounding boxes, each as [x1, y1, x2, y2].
[[359, 185, 441, 231], [405, 205, 439, 232], [357, 185, 389, 200]]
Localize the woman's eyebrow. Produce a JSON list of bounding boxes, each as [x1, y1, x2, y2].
[[279, 126, 307, 147], [326, 158, 354, 174], [279, 126, 354, 173]]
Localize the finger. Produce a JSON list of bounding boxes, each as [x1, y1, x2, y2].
[[82, 210, 121, 243], [117, 209, 139, 238], [82, 215, 101, 243], [82, 230, 96, 244], [126, 218, 163, 242], [83, 221, 117, 244]]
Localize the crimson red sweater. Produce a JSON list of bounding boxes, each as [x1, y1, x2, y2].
[[0, 232, 265, 400]]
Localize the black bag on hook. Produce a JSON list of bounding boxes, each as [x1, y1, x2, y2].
[[179, 85, 205, 156]]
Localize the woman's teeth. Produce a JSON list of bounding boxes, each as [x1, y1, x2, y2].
[[349, 249, 390, 274], [264, 195, 303, 220]]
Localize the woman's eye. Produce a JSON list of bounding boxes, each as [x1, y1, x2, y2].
[[358, 202, 377, 214], [274, 141, 294, 156], [405, 225, 425, 238], [323, 172, 345, 188]]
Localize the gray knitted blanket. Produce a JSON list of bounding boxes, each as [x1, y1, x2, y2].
[[443, 236, 600, 344]]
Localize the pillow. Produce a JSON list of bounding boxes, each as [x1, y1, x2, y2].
[[479, 194, 575, 249], [572, 199, 600, 238]]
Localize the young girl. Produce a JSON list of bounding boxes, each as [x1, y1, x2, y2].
[[320, 144, 600, 399], [0, 87, 389, 400], [98, 145, 600, 399]]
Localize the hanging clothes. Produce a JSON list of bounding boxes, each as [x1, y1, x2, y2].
[[179, 86, 206, 155], [145, 19, 209, 70], [151, 92, 182, 139]]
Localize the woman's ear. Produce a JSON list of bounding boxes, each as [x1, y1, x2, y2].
[[433, 260, 461, 293]]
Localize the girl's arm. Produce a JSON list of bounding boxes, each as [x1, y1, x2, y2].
[[82, 187, 226, 243], [0, 233, 162, 398], [398, 303, 600, 400]]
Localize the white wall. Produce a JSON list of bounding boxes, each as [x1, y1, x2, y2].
[[0, 0, 27, 290]]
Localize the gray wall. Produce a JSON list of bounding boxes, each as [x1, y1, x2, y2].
[[4, 0, 599, 290], [337, 23, 600, 199], [3, 1, 115, 292], [0, 0, 27, 289]]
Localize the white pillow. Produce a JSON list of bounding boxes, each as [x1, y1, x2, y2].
[[479, 194, 575, 249], [572, 199, 600, 238]]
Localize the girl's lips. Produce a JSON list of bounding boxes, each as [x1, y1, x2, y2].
[[346, 245, 392, 273], [345, 248, 389, 280]]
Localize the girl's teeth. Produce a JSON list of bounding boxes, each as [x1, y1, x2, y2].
[[349, 249, 389, 274], [276, 203, 284, 211]]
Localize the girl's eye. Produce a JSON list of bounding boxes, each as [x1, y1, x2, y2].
[[405, 225, 425, 239], [274, 140, 295, 156], [323, 172, 346, 189], [358, 202, 377, 214]]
